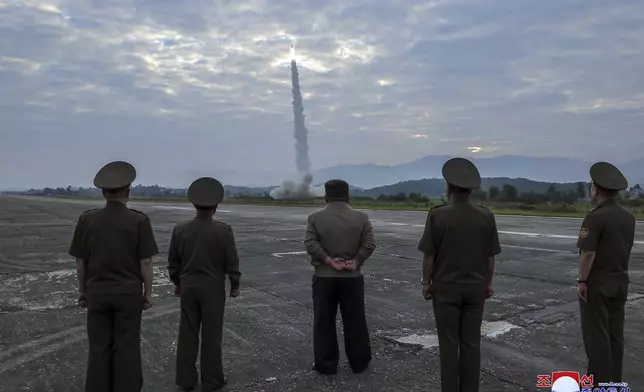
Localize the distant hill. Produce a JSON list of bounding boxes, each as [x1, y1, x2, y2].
[[15, 176, 643, 200], [354, 177, 586, 198], [313, 155, 643, 188]]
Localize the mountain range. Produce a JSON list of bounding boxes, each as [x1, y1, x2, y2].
[[311, 155, 644, 189], [3, 155, 642, 193], [356, 177, 585, 198], [224, 177, 589, 198]]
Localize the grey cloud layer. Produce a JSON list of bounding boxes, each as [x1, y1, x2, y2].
[[1, 0, 643, 187]]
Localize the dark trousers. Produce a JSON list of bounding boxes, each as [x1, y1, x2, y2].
[[432, 284, 487, 392], [176, 283, 226, 391], [312, 275, 372, 373], [85, 292, 144, 392], [579, 279, 629, 384]]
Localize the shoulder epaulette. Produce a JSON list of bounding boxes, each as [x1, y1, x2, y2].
[[430, 204, 447, 211], [475, 204, 492, 211], [78, 208, 99, 221], [588, 205, 604, 213], [128, 208, 149, 217], [214, 220, 231, 228]]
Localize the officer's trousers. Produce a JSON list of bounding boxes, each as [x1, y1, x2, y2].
[[176, 282, 226, 392], [432, 284, 486, 392], [85, 292, 144, 392], [312, 275, 372, 374], [579, 279, 629, 384]]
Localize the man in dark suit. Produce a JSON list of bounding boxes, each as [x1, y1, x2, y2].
[[304, 179, 376, 375]]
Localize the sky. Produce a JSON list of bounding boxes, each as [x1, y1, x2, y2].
[[1, 0, 644, 188]]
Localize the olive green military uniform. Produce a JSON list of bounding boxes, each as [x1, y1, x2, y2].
[[417, 158, 501, 392], [167, 177, 241, 391], [577, 162, 635, 384], [68, 161, 159, 392]]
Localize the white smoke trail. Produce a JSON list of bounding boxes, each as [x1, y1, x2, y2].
[[272, 46, 319, 200], [269, 173, 324, 199]]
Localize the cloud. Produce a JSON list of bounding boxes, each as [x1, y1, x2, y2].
[[1, 0, 643, 187]]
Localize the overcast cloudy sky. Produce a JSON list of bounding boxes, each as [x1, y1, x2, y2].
[[1, 0, 643, 188]]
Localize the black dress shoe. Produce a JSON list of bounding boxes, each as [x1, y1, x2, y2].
[[351, 362, 370, 374], [205, 377, 228, 391], [312, 363, 337, 375]]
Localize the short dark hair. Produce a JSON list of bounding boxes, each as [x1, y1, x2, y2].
[[102, 186, 129, 198], [324, 179, 350, 201], [447, 183, 472, 195], [194, 204, 216, 211], [593, 183, 618, 198]]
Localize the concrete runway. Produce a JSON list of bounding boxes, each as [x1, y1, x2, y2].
[[0, 196, 643, 391]]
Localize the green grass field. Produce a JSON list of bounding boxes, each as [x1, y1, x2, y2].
[[40, 194, 644, 220]]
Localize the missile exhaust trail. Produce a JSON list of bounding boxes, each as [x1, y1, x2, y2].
[[270, 45, 320, 200]]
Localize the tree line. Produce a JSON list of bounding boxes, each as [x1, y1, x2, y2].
[[375, 182, 644, 206], [23, 185, 187, 198], [21, 184, 269, 199], [17, 182, 644, 207]]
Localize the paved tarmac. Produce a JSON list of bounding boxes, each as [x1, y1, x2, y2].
[[0, 196, 643, 391]]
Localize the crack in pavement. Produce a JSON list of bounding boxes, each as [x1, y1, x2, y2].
[[245, 283, 533, 390], [2, 280, 640, 388], [0, 302, 180, 374]]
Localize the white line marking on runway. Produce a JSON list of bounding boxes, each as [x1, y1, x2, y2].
[[0, 328, 81, 362], [502, 244, 576, 253], [498, 214, 583, 221], [383, 221, 644, 246], [498, 230, 577, 239], [498, 230, 644, 245], [0, 303, 180, 373], [0, 222, 75, 227], [147, 205, 191, 211], [395, 321, 519, 349], [271, 251, 308, 258], [148, 205, 231, 213], [270, 245, 572, 260]]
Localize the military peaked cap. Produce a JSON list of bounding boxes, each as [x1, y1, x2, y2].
[[93, 161, 136, 190], [590, 162, 628, 191], [188, 177, 225, 207], [441, 157, 481, 189]]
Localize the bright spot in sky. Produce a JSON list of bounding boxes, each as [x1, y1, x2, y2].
[[377, 79, 395, 86]]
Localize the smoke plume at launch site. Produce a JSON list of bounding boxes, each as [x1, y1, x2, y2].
[[270, 46, 323, 200]]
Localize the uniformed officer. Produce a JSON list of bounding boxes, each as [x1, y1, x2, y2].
[[167, 177, 241, 392], [577, 162, 635, 385], [417, 157, 501, 392], [304, 179, 376, 375], [68, 161, 159, 392]]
